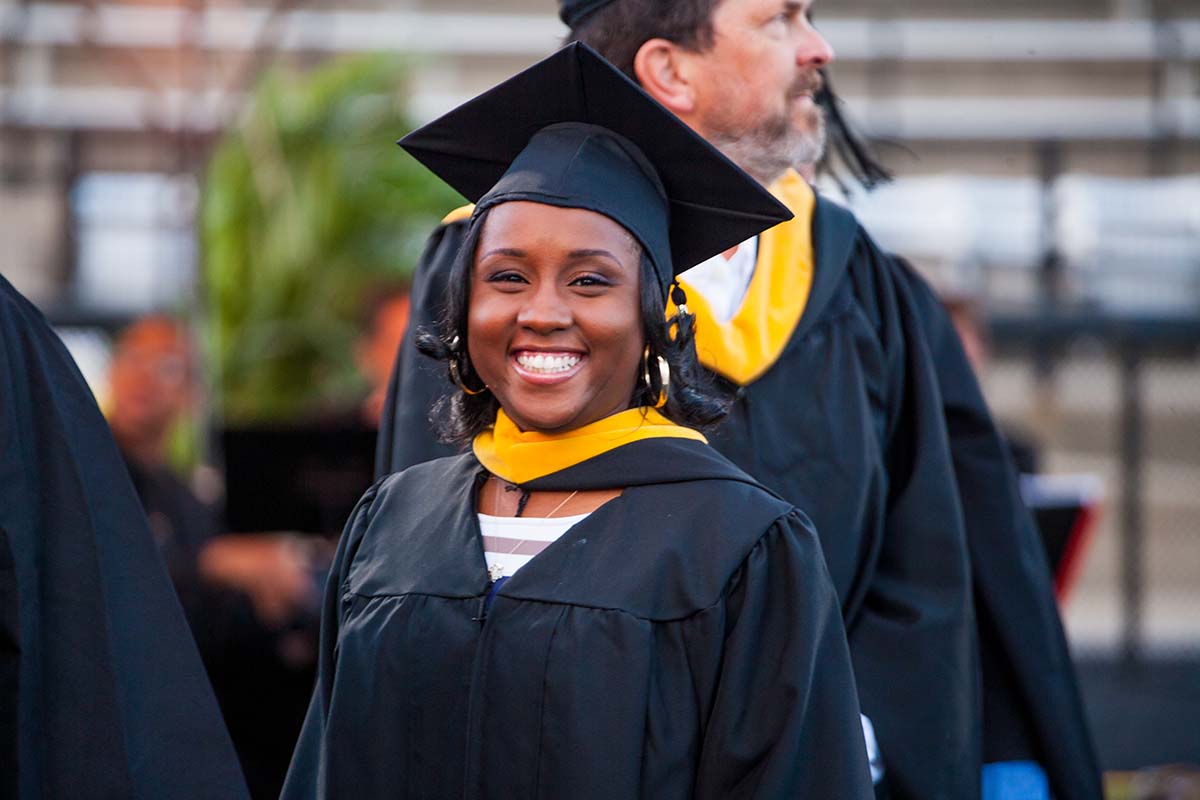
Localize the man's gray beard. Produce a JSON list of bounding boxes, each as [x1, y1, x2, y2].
[[707, 111, 827, 186]]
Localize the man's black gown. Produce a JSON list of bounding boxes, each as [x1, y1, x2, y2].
[[375, 190, 1101, 799], [284, 437, 874, 799], [0, 275, 249, 799]]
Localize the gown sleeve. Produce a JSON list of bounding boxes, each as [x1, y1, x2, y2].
[[845, 234, 983, 799], [694, 510, 875, 799], [1, 526, 19, 799], [375, 219, 468, 478], [0, 275, 249, 799], [280, 481, 381, 799], [894, 260, 1103, 800]]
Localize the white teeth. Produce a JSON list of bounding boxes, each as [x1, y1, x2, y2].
[[516, 352, 581, 374]]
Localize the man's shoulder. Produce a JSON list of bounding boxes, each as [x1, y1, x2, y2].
[[417, 205, 473, 256], [811, 193, 866, 253], [440, 204, 474, 225], [811, 193, 930, 289], [409, 207, 475, 300]]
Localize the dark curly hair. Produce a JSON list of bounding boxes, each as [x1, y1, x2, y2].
[[415, 209, 729, 446]]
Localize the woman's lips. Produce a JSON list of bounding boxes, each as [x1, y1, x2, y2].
[[510, 350, 585, 385]]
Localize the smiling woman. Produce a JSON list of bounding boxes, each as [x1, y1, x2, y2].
[[419, 197, 731, 520], [469, 202, 645, 433], [417, 200, 726, 449], [282, 43, 875, 800]]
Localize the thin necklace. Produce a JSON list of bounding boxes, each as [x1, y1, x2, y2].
[[544, 490, 580, 519], [484, 481, 581, 583]]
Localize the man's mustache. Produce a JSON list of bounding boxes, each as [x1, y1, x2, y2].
[[788, 71, 824, 100]]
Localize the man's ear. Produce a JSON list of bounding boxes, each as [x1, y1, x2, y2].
[[632, 38, 696, 116]]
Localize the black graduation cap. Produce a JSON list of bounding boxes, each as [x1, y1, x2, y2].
[[558, 0, 614, 27], [398, 42, 792, 293]]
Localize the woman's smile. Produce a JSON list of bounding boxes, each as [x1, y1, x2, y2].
[[511, 349, 587, 384]]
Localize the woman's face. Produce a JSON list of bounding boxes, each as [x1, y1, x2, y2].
[[468, 201, 645, 434]]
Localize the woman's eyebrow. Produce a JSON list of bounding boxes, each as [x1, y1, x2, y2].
[[479, 247, 624, 263], [479, 247, 526, 259], [566, 248, 621, 262]]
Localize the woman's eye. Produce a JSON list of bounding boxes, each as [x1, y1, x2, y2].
[[569, 273, 611, 288], [486, 270, 527, 284]]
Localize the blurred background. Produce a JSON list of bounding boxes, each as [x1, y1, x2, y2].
[[1, 0, 1197, 797]]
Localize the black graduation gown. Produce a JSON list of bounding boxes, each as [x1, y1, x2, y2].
[[375, 196, 1101, 800], [0, 274, 250, 800], [284, 438, 874, 799], [898, 266, 1102, 793]]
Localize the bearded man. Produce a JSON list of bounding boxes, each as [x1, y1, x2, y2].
[[375, 2, 1101, 798]]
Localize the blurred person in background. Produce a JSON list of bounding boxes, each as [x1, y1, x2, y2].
[[375, 1, 1100, 798], [108, 316, 317, 631], [107, 316, 221, 613], [0, 276, 249, 799], [308, 285, 411, 434], [107, 316, 321, 799], [355, 286, 411, 430]]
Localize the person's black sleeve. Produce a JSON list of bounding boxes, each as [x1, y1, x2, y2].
[[0, 527, 17, 800], [844, 235, 983, 800], [694, 511, 875, 799], [0, 274, 249, 799], [894, 259, 1103, 800]]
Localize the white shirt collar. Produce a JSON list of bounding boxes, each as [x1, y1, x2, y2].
[[677, 237, 758, 323]]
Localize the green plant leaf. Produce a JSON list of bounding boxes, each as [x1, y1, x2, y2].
[[201, 54, 462, 423]]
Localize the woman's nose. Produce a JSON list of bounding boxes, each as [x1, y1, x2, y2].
[[516, 284, 572, 332]]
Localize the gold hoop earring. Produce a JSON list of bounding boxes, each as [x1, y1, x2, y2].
[[447, 336, 487, 396], [448, 357, 487, 396], [642, 346, 670, 408], [654, 355, 670, 408]]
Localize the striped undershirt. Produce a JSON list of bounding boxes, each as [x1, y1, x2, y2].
[[477, 512, 591, 579]]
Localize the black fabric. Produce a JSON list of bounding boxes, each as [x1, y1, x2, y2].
[[521, 436, 765, 492], [0, 274, 249, 800], [375, 219, 465, 476], [897, 260, 1102, 797], [0, 527, 18, 800], [375, 194, 1101, 800], [284, 440, 874, 798], [119, 451, 315, 800], [475, 122, 676, 289], [709, 199, 980, 798], [122, 455, 219, 620], [398, 43, 792, 291]]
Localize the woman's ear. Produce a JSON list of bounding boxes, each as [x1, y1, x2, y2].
[[632, 38, 696, 117]]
